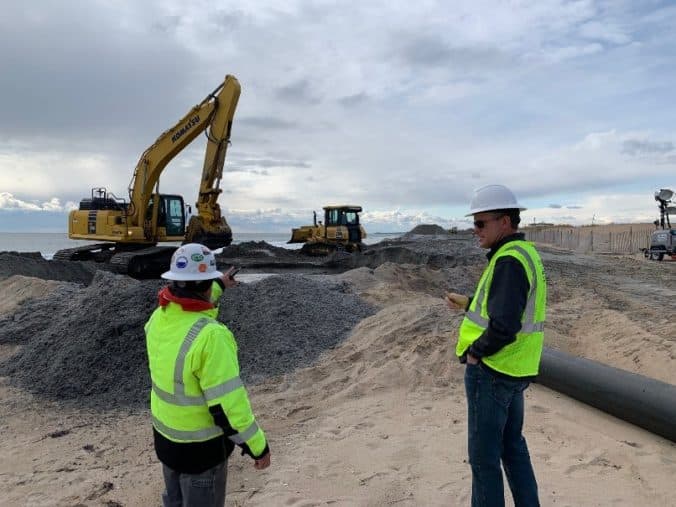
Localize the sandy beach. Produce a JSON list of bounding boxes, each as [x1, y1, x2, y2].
[[0, 232, 674, 506]]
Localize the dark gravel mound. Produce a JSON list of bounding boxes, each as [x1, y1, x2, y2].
[[0, 252, 101, 284], [218, 241, 299, 259], [326, 246, 459, 270], [0, 272, 374, 409], [324, 234, 483, 270], [404, 224, 449, 236], [218, 275, 375, 384], [0, 271, 160, 410]]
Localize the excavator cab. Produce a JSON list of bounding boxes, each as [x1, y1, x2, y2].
[[146, 195, 186, 237]]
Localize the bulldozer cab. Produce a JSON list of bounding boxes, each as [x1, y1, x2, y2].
[[324, 206, 362, 243]]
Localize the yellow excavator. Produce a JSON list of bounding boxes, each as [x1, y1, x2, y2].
[[288, 205, 367, 255], [54, 75, 240, 277]]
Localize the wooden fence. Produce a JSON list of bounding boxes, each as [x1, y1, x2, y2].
[[524, 224, 655, 254]]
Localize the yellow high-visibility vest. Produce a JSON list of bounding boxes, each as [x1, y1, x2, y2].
[[456, 240, 547, 377], [145, 291, 266, 456]]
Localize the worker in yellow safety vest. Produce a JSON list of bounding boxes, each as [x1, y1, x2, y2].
[[145, 243, 270, 507], [446, 184, 546, 507]]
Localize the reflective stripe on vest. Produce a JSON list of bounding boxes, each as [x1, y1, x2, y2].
[[464, 244, 544, 333], [153, 414, 223, 441], [151, 317, 254, 443], [151, 318, 245, 406], [152, 415, 260, 445], [229, 421, 261, 445]]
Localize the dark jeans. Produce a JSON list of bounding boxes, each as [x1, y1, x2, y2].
[[464, 363, 539, 507], [161, 461, 227, 507]]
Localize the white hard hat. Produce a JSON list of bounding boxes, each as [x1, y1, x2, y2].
[[161, 243, 223, 281], [466, 184, 527, 216]]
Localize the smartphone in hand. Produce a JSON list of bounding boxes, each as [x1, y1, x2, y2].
[[228, 266, 241, 280]]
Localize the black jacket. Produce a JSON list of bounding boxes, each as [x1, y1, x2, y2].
[[462, 233, 534, 380]]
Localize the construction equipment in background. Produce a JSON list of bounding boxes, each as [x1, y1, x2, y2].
[[288, 205, 367, 255], [54, 75, 241, 277], [643, 188, 676, 261]]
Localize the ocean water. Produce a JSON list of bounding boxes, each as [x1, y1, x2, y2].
[[0, 231, 402, 259]]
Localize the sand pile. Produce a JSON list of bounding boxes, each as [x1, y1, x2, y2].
[[298, 297, 461, 398], [0, 275, 64, 316], [0, 271, 374, 409], [337, 262, 481, 306]]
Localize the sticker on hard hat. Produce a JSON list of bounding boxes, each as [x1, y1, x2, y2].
[[198, 263, 208, 272], [176, 256, 189, 269], [191, 254, 204, 262]]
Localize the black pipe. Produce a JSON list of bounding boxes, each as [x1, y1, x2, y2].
[[537, 347, 676, 443]]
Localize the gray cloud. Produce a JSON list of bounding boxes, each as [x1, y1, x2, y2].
[[392, 33, 509, 72], [238, 117, 299, 129], [549, 204, 563, 208], [621, 139, 674, 156], [275, 79, 321, 104], [0, 3, 200, 141], [338, 93, 369, 107], [151, 15, 184, 34], [233, 158, 311, 169], [210, 10, 242, 33], [566, 205, 584, 209]]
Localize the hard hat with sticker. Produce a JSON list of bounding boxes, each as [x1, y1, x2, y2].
[[161, 244, 223, 281]]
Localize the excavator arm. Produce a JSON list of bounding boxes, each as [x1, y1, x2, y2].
[[185, 76, 240, 245], [127, 75, 240, 245]]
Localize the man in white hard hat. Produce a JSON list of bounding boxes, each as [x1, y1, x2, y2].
[[446, 185, 546, 507], [145, 243, 270, 507]]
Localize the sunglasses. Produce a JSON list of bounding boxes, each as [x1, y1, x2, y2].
[[473, 216, 503, 229]]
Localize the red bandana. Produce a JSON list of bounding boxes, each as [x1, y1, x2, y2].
[[157, 286, 214, 312]]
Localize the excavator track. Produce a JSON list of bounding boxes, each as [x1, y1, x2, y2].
[[52, 243, 116, 262], [110, 246, 177, 279]]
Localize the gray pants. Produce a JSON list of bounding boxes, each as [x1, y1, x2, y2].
[[161, 461, 227, 507]]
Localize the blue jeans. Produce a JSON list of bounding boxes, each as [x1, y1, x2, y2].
[[161, 461, 227, 507], [464, 363, 539, 507]]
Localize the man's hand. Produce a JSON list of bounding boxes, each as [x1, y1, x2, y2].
[[466, 354, 480, 365], [445, 292, 469, 311], [254, 452, 271, 470], [220, 266, 240, 289]]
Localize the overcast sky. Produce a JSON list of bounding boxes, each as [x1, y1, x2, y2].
[[1, 0, 675, 233]]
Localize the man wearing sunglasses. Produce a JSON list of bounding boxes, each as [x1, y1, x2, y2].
[[446, 184, 546, 507]]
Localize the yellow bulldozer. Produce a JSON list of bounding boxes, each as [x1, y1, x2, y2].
[[288, 205, 367, 255]]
